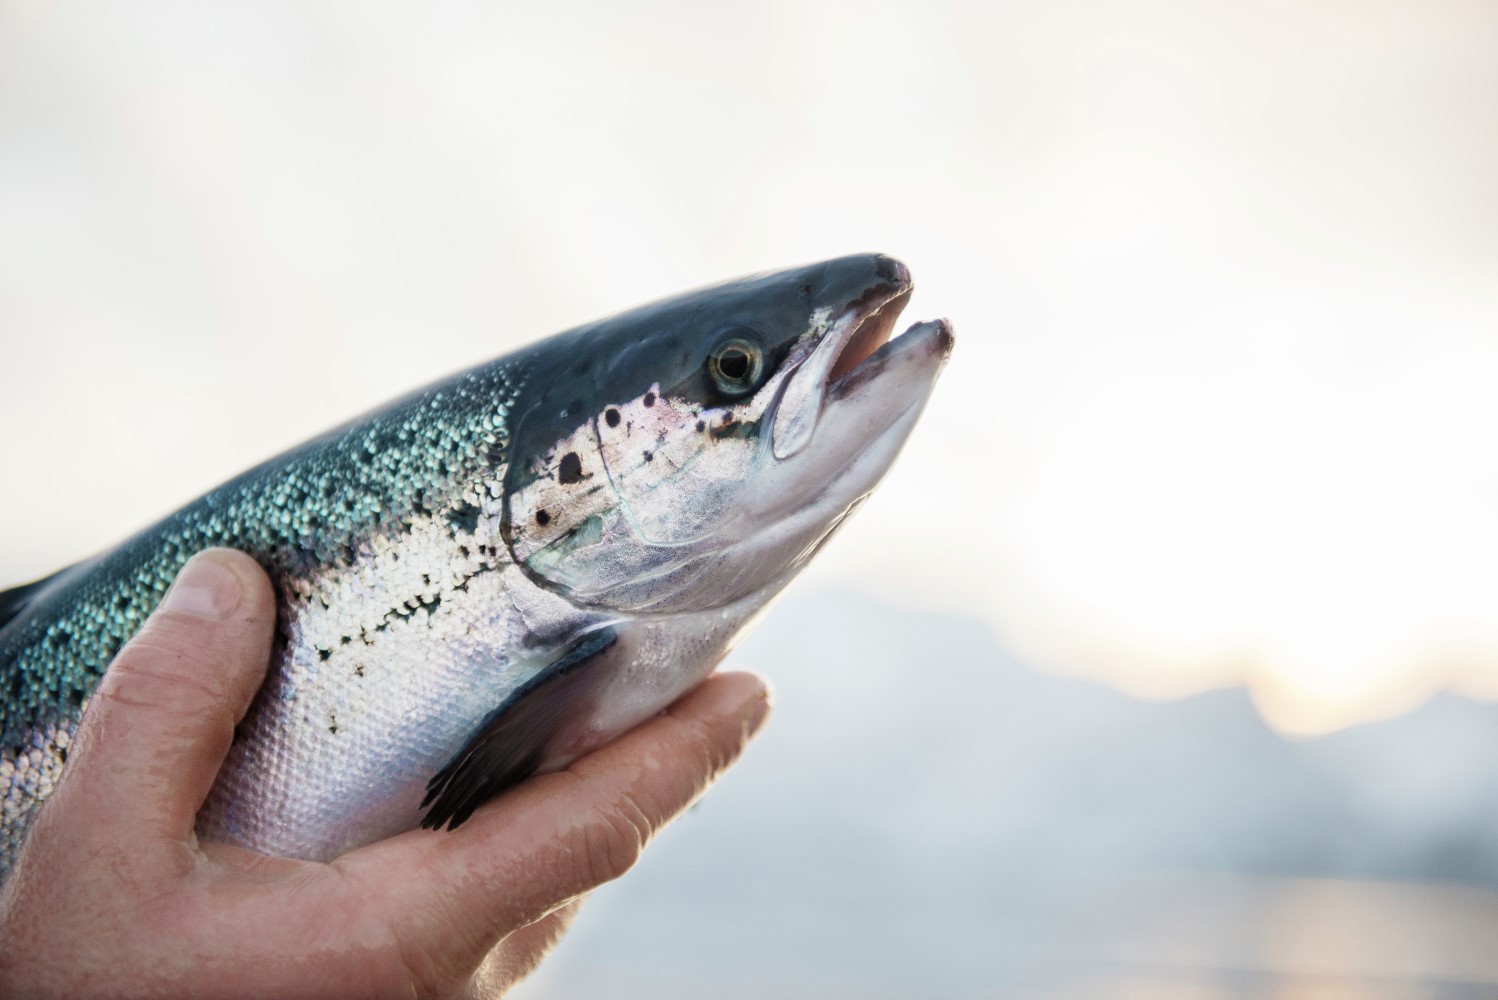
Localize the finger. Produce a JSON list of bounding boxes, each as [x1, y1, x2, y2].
[[346, 671, 771, 971], [469, 899, 583, 998], [55, 549, 276, 850]]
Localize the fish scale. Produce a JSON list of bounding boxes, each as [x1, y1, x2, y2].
[[0, 362, 528, 873], [0, 254, 952, 881]]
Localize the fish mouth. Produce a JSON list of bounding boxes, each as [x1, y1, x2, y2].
[[827, 287, 913, 385], [828, 313, 955, 401], [771, 266, 951, 459]]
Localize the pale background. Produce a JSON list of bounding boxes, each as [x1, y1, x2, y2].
[[2, 2, 1497, 996]]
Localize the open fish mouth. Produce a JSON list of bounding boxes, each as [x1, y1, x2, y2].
[[771, 264, 951, 459], [827, 286, 914, 385], [829, 311, 955, 401]]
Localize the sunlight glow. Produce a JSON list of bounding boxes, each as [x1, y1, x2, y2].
[[1006, 358, 1498, 733]]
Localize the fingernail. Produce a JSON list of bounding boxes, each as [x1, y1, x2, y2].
[[745, 677, 775, 737], [161, 553, 244, 620]]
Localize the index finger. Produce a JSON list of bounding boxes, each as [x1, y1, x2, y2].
[[341, 671, 772, 974]]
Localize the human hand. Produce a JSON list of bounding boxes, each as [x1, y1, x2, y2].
[[0, 550, 771, 999]]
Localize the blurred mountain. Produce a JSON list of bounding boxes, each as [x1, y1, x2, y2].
[[511, 588, 1498, 999]]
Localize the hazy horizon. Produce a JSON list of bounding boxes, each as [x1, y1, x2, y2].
[[3, 1, 1496, 735]]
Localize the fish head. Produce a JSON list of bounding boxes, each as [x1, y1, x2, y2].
[[501, 253, 953, 614]]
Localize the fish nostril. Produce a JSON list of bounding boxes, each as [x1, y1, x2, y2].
[[874, 255, 911, 287]]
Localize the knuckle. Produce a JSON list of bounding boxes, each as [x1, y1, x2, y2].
[[578, 793, 653, 887], [101, 637, 229, 720], [343, 865, 486, 999], [668, 712, 737, 783], [392, 930, 459, 1000]]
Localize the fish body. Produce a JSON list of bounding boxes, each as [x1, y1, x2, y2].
[[0, 254, 952, 878]]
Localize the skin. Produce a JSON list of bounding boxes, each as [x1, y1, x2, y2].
[[0, 550, 772, 999]]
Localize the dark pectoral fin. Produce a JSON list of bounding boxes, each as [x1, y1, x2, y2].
[[0, 562, 84, 634], [421, 626, 620, 832]]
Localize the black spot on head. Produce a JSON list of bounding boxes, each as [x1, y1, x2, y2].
[[558, 452, 584, 484], [605, 408, 621, 428], [696, 419, 706, 432], [642, 450, 654, 463], [536, 509, 551, 526], [643, 391, 656, 408], [446, 501, 483, 535], [711, 416, 743, 439], [317, 647, 332, 662]]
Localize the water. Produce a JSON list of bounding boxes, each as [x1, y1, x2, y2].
[[512, 588, 1498, 998]]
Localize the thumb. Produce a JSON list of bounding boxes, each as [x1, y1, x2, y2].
[[52, 549, 276, 855]]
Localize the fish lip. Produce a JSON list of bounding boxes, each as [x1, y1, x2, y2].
[[769, 271, 916, 460], [828, 316, 955, 401]]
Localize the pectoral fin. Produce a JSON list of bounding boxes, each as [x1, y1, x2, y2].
[[420, 626, 620, 831], [0, 561, 88, 633]]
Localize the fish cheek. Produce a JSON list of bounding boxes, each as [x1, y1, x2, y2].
[[501, 413, 617, 575], [596, 387, 759, 546]]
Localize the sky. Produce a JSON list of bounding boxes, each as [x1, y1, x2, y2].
[[1, 0, 1496, 734]]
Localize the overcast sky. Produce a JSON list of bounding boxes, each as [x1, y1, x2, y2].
[[2, 0, 1496, 732]]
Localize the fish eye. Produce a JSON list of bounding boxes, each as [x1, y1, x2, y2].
[[708, 335, 764, 396]]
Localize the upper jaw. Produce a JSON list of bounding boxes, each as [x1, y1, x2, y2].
[[770, 279, 915, 460]]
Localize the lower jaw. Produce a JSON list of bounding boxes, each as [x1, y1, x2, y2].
[[828, 317, 952, 402]]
